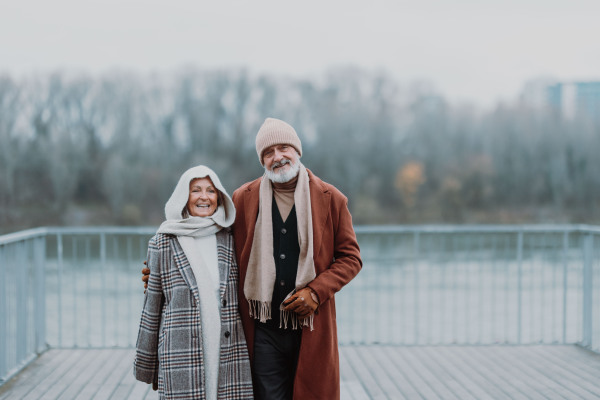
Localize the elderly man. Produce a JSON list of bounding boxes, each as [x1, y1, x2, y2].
[[233, 118, 362, 400]]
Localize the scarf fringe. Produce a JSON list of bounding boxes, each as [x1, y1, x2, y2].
[[244, 165, 317, 331], [248, 299, 272, 323], [280, 309, 314, 331]]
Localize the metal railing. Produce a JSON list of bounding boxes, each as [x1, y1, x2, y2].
[[1, 225, 599, 385], [338, 225, 600, 348], [0, 226, 155, 385]]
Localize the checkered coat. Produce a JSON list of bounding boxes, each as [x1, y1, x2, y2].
[[134, 229, 253, 399]]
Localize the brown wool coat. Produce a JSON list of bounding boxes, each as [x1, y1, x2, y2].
[[232, 169, 362, 400]]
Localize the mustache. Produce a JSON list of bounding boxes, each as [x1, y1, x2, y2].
[[271, 158, 292, 169]]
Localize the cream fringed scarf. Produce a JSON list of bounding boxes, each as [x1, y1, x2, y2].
[[244, 163, 316, 330]]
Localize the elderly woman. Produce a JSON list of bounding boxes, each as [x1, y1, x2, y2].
[[134, 165, 253, 400]]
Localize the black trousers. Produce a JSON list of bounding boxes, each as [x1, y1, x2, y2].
[[253, 323, 302, 400]]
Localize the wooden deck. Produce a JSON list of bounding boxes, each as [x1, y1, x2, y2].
[[1, 345, 600, 399]]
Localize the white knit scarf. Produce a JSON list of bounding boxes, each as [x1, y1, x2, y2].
[[244, 163, 316, 330]]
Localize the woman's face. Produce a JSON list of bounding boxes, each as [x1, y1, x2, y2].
[[187, 177, 219, 217]]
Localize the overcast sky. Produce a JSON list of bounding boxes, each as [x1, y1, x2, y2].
[[1, 0, 599, 107]]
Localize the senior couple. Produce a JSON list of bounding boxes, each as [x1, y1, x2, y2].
[[134, 118, 362, 400]]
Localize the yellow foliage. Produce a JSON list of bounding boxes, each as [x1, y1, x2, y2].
[[395, 161, 426, 208]]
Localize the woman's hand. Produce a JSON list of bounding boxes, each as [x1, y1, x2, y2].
[[142, 261, 150, 292]]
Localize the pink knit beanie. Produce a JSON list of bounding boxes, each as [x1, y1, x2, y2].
[[255, 118, 302, 165]]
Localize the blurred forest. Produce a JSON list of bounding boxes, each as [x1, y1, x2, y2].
[[1, 68, 599, 233]]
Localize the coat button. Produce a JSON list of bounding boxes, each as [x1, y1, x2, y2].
[[280, 254, 286, 260], [280, 280, 285, 286], [224, 331, 231, 338], [222, 299, 227, 307], [281, 228, 287, 234]]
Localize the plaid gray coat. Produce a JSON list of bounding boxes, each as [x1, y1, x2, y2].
[[134, 229, 253, 399]]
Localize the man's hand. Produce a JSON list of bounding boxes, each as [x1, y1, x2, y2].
[[282, 287, 319, 319], [142, 261, 150, 292]]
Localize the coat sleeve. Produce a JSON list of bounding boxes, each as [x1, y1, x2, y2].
[[307, 195, 362, 305], [133, 236, 164, 385]]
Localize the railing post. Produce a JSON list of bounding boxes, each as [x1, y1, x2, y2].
[[16, 241, 27, 364], [16, 241, 28, 361], [517, 231, 523, 344], [34, 237, 47, 353], [100, 233, 107, 347], [57, 233, 63, 347], [582, 234, 593, 348], [413, 231, 420, 344], [562, 232, 569, 344], [0, 245, 6, 381]]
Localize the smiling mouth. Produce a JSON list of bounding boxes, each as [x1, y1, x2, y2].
[[272, 161, 291, 171], [196, 205, 211, 208]]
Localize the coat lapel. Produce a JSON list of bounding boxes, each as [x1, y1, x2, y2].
[[216, 229, 231, 301], [242, 180, 260, 259], [171, 237, 201, 305], [173, 233, 232, 303], [308, 169, 331, 261]]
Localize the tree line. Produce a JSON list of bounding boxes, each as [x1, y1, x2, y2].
[[1, 68, 598, 233]]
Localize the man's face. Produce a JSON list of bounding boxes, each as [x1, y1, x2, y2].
[[263, 144, 300, 183]]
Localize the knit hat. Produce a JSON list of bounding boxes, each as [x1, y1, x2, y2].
[[255, 118, 302, 165]]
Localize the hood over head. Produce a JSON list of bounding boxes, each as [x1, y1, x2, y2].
[[164, 165, 235, 228]]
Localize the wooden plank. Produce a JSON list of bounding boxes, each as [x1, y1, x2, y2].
[[483, 346, 586, 399], [398, 347, 461, 400], [92, 350, 138, 400], [532, 346, 600, 384], [143, 386, 159, 400], [432, 346, 506, 399], [415, 345, 484, 400], [457, 346, 540, 400], [481, 346, 575, 399], [74, 349, 129, 400], [339, 347, 359, 383], [43, 349, 107, 399], [2, 345, 600, 400], [23, 350, 86, 400], [111, 351, 139, 399], [364, 346, 423, 399], [339, 347, 371, 400], [503, 345, 600, 399], [22, 349, 90, 400], [342, 346, 388, 399], [60, 349, 115, 399], [417, 346, 481, 400], [384, 347, 441, 399], [354, 346, 408, 399], [0, 349, 73, 400], [540, 345, 600, 376], [507, 346, 600, 399], [341, 381, 370, 400], [125, 380, 152, 400]]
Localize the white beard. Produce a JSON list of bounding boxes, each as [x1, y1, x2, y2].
[[265, 158, 301, 183]]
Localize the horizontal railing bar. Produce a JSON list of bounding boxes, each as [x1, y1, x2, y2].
[[0, 227, 156, 244], [3, 224, 600, 245], [0, 227, 49, 245], [43, 226, 158, 235], [354, 224, 600, 234]]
